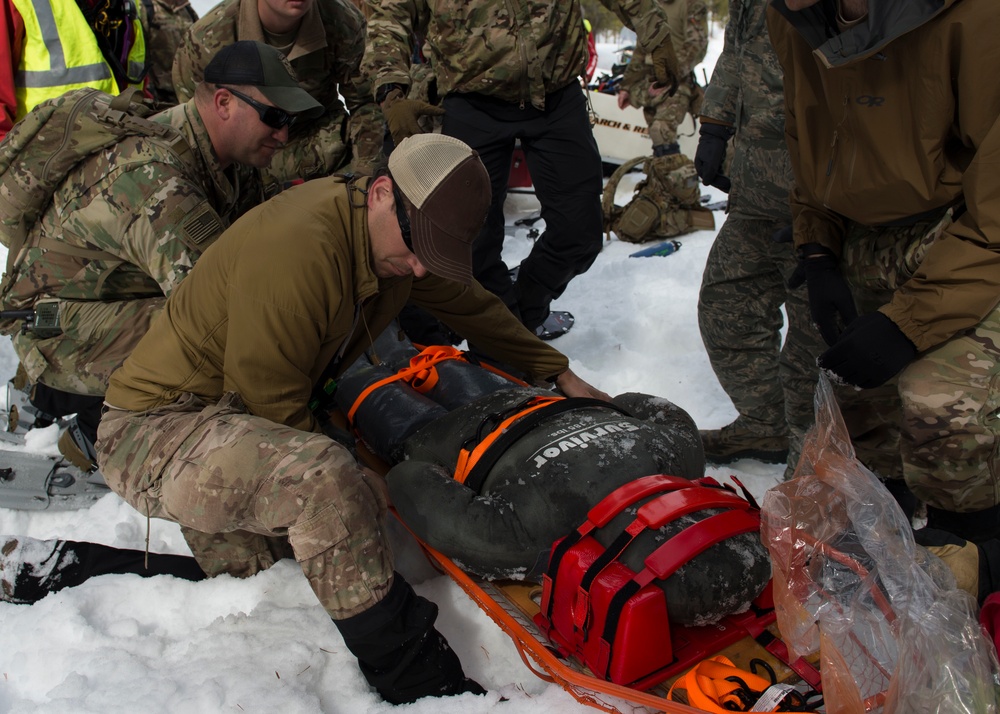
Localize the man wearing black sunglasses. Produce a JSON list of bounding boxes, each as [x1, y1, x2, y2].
[[172, 0, 382, 194], [217, 86, 297, 130], [0, 42, 323, 590]]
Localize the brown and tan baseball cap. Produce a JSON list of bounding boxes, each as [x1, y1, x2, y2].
[[388, 134, 491, 285], [204, 41, 324, 119]]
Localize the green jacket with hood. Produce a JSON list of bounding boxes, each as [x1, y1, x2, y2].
[[105, 175, 569, 433], [767, 0, 1000, 353]]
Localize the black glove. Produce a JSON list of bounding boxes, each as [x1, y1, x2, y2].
[[694, 122, 732, 193], [787, 243, 858, 345], [771, 226, 793, 243], [819, 311, 917, 389]]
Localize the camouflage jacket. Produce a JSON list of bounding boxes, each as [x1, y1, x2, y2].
[[172, 0, 383, 175], [621, 0, 709, 89], [107, 176, 569, 434], [141, 0, 199, 106], [1, 100, 263, 311], [699, 0, 792, 221], [363, 0, 675, 111], [620, 0, 708, 107]]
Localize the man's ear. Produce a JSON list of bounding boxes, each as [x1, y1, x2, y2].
[[213, 88, 234, 119], [367, 174, 394, 207]]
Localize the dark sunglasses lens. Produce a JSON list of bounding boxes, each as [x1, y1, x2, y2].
[[260, 106, 294, 130], [393, 188, 412, 249]]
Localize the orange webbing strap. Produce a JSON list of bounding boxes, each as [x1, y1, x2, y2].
[[411, 341, 531, 388], [346, 345, 465, 425], [671, 657, 758, 712], [453, 395, 563, 485], [667, 656, 814, 713]]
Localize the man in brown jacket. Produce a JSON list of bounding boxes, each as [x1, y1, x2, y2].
[[768, 0, 1000, 541], [95, 133, 609, 704]]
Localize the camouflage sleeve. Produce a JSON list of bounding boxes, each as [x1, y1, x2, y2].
[[700, 0, 742, 125], [679, 0, 709, 72], [171, 26, 200, 104], [619, 46, 649, 95], [601, 0, 673, 62], [105, 165, 223, 295], [344, 88, 385, 174], [331, 3, 385, 172], [143, 0, 198, 104], [361, 0, 420, 95]]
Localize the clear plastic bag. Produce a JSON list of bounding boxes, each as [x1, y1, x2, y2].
[[761, 375, 1000, 714]]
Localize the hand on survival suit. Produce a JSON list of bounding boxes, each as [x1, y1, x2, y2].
[[334, 328, 772, 626]]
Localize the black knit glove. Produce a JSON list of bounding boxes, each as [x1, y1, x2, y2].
[[694, 123, 732, 193], [819, 312, 917, 389], [787, 243, 858, 345]]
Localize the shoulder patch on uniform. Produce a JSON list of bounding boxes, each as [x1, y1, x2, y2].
[[182, 203, 223, 245]]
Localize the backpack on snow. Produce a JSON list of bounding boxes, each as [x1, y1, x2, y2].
[[601, 154, 715, 244], [0, 87, 193, 317]]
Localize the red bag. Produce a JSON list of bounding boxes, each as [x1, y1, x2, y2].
[[534, 473, 768, 688]]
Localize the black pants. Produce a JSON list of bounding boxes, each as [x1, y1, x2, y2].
[[29, 383, 103, 444], [442, 83, 603, 331], [62, 541, 206, 588]]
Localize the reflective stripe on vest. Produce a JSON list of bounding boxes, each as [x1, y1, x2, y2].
[[11, 0, 145, 119]]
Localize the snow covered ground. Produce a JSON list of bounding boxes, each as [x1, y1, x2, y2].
[[0, 26, 784, 714]]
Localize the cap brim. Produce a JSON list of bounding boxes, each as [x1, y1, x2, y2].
[[410, 209, 475, 285], [257, 85, 325, 120]]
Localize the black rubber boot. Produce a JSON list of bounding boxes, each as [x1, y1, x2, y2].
[[926, 502, 1000, 543], [334, 574, 486, 704], [1, 537, 205, 604], [882, 478, 919, 523]]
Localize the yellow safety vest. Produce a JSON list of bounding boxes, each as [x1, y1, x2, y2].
[[11, 0, 147, 120]]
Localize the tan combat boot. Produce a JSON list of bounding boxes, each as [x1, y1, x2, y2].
[[699, 421, 789, 465]]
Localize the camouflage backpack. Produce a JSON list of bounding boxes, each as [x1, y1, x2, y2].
[[601, 153, 715, 244], [0, 88, 192, 298]]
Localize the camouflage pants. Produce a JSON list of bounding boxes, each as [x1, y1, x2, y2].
[[839, 211, 1000, 512], [698, 216, 827, 471], [12, 297, 165, 396], [96, 392, 393, 619], [643, 82, 696, 148]]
